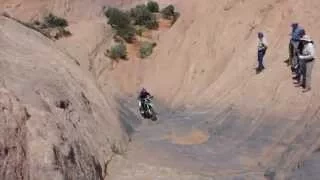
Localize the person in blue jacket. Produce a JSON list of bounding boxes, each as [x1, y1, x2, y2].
[[290, 23, 306, 74]]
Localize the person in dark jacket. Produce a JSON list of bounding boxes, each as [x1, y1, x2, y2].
[[292, 29, 307, 81], [256, 32, 268, 73], [138, 88, 152, 114], [288, 23, 299, 66], [291, 27, 306, 73], [138, 88, 151, 100]]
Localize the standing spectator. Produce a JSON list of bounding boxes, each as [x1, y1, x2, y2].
[[257, 32, 268, 73], [298, 35, 315, 92], [292, 28, 306, 76], [288, 23, 299, 67]]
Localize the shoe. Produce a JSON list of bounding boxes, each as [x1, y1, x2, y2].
[[256, 68, 261, 74], [302, 88, 311, 93], [293, 81, 300, 85], [292, 76, 299, 80]]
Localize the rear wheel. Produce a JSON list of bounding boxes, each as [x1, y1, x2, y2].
[[151, 115, 157, 121]]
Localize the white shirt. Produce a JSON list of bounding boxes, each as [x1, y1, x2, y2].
[[258, 37, 268, 51], [299, 42, 315, 60]]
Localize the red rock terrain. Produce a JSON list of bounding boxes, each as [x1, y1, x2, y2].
[[1, 0, 320, 179]]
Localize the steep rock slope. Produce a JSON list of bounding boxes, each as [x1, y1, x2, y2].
[[106, 0, 320, 179], [0, 0, 144, 71], [0, 16, 128, 180], [141, 0, 320, 107], [0, 0, 141, 21], [0, 88, 29, 179]]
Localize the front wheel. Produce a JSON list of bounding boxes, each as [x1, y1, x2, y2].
[[149, 108, 157, 121]]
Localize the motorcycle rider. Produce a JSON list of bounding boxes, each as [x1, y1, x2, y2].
[[138, 88, 152, 115]]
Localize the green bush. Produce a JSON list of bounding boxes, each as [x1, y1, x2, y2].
[[116, 26, 136, 43], [105, 7, 136, 43], [130, 5, 158, 29], [172, 12, 180, 25], [145, 14, 158, 29], [44, 13, 68, 28], [109, 43, 127, 60], [105, 8, 131, 29], [140, 41, 156, 58], [135, 26, 146, 36], [161, 5, 175, 19], [147, 1, 159, 12]]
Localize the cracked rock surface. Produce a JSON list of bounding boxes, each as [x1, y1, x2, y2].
[[0, 16, 128, 180]]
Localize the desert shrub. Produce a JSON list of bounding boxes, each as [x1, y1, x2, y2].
[[116, 26, 136, 43], [145, 14, 158, 29], [44, 13, 68, 28], [147, 1, 159, 13], [54, 28, 72, 39], [140, 41, 156, 58], [135, 26, 146, 36], [105, 7, 131, 29], [172, 12, 180, 25], [61, 29, 72, 37], [105, 7, 136, 43], [33, 20, 41, 26], [161, 5, 175, 19], [113, 35, 124, 43], [109, 43, 127, 60], [130, 5, 158, 29]]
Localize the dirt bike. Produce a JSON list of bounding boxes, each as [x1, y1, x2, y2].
[[138, 97, 157, 121]]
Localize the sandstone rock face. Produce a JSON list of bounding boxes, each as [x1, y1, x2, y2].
[[105, 0, 320, 179], [0, 16, 129, 180], [0, 89, 29, 180]]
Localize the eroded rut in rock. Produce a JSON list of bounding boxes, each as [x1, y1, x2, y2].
[[108, 98, 320, 180], [0, 89, 30, 180]]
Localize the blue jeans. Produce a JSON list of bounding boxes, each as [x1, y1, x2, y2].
[[258, 49, 266, 70]]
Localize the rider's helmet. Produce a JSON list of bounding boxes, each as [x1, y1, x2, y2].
[[291, 23, 298, 29], [141, 88, 147, 93], [258, 32, 264, 38]]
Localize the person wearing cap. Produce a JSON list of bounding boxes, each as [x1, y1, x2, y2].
[[296, 35, 315, 92], [257, 32, 268, 73], [291, 25, 306, 74]]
